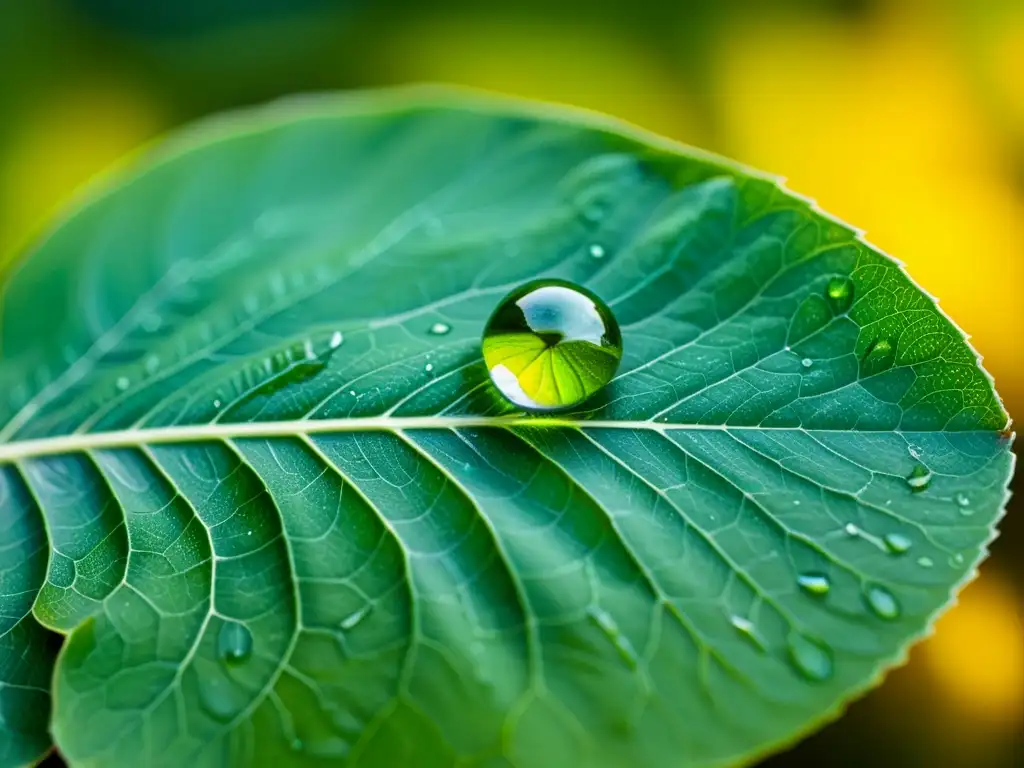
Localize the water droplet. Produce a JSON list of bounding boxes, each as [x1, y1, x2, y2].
[[483, 280, 622, 412], [861, 337, 895, 375], [787, 633, 834, 682], [140, 314, 163, 333], [329, 331, 344, 349], [213, 399, 222, 408], [217, 621, 253, 665], [844, 522, 860, 536], [428, 322, 451, 336], [145, 355, 160, 374], [801, 357, 813, 368], [824, 276, 854, 314], [797, 573, 831, 596], [424, 363, 434, 373], [955, 492, 972, 515], [917, 556, 934, 568], [884, 533, 913, 554], [340, 605, 372, 631], [730, 615, 766, 650], [950, 552, 965, 566], [865, 585, 900, 620], [906, 465, 932, 492], [116, 376, 130, 391], [197, 676, 242, 722], [588, 243, 606, 259]]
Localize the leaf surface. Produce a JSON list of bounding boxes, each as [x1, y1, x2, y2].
[[0, 88, 1013, 768]]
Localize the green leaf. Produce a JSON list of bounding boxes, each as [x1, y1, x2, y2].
[[0, 87, 1013, 768]]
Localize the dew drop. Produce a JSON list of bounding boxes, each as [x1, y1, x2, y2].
[[905, 465, 933, 492], [801, 357, 813, 369], [483, 280, 622, 412], [217, 620, 253, 665], [787, 633, 834, 682], [824, 276, 855, 314], [950, 552, 965, 566], [428, 322, 451, 336], [197, 676, 241, 722], [588, 243, 606, 259], [116, 376, 130, 391], [213, 399, 222, 408], [340, 605, 372, 631], [797, 573, 831, 596], [144, 355, 160, 374], [883, 533, 913, 555], [865, 585, 900, 620], [955, 492, 972, 515], [861, 337, 895, 375], [730, 615, 766, 650], [329, 331, 344, 349], [844, 522, 860, 536], [140, 314, 163, 333], [424, 363, 434, 373], [917, 556, 934, 568]]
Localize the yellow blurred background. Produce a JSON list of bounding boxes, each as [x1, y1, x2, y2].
[[0, 1, 1020, 765]]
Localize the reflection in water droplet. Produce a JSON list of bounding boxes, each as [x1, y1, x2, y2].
[[340, 605, 372, 631], [730, 615, 766, 650], [865, 585, 900, 620], [955, 492, 972, 515], [788, 633, 834, 682], [801, 358, 813, 369], [906, 465, 933, 492], [329, 331, 344, 349], [116, 376, 130, 391], [217, 621, 253, 665], [884, 533, 913, 554], [797, 573, 831, 596], [428, 322, 451, 336], [825, 276, 854, 314], [588, 243, 606, 259], [483, 280, 623, 412], [917, 556, 934, 568]]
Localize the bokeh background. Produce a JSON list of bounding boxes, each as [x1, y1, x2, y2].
[[1, 0, 1020, 765]]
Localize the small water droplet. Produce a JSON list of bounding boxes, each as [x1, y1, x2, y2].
[[824, 276, 854, 314], [906, 465, 932, 492], [116, 376, 130, 391], [213, 399, 222, 408], [950, 552, 965, 565], [730, 615, 766, 650], [329, 331, 344, 349], [348, 389, 356, 396], [787, 633, 834, 682], [844, 522, 860, 536], [884, 533, 913, 554], [797, 573, 831, 596], [801, 357, 813, 368], [217, 621, 253, 665], [428, 322, 451, 336], [424, 363, 434, 373], [917, 556, 934, 568], [865, 585, 900, 620], [305, 737, 350, 759], [588, 243, 606, 259], [955, 492, 972, 515], [140, 314, 163, 333], [340, 605, 372, 631]]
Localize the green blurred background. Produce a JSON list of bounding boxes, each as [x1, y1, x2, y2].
[[1, 0, 1020, 765]]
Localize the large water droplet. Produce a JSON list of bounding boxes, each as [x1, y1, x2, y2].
[[825, 276, 855, 314], [217, 621, 253, 665], [797, 573, 831, 596], [482, 280, 623, 412], [787, 633, 834, 682], [197, 676, 242, 722], [884, 533, 913, 554], [428, 322, 451, 336], [730, 615, 766, 650], [906, 465, 932, 492], [865, 585, 900, 620]]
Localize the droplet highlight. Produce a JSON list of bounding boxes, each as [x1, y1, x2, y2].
[[217, 620, 253, 665], [917, 556, 934, 568], [730, 615, 766, 650], [588, 243, 606, 259], [482, 280, 623, 412], [428, 322, 451, 336], [824, 276, 854, 314], [797, 573, 831, 596], [329, 331, 344, 349], [865, 585, 900, 620], [883, 533, 913, 554], [906, 465, 932, 492], [787, 633, 834, 682]]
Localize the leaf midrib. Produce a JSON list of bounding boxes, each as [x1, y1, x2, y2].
[[0, 416, 985, 464]]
